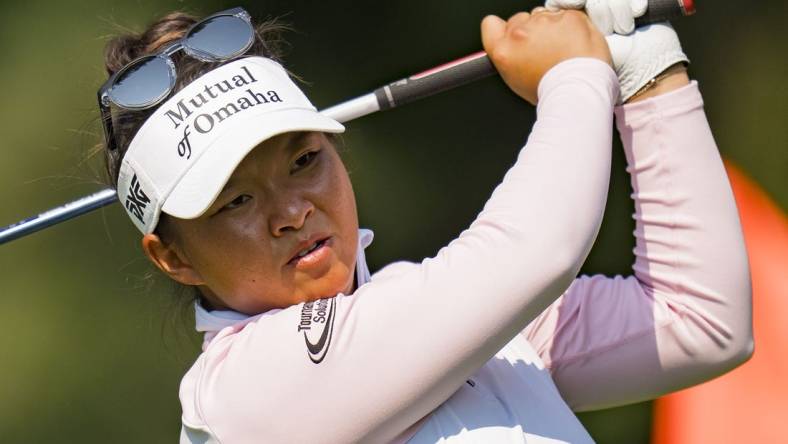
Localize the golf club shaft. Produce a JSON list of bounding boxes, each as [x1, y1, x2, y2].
[[329, 0, 695, 117], [0, 0, 695, 245]]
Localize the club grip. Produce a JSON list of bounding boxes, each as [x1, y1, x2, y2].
[[375, 0, 695, 110], [636, 0, 695, 26], [374, 52, 495, 111]]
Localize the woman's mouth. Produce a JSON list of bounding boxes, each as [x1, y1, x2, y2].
[[288, 236, 332, 269]]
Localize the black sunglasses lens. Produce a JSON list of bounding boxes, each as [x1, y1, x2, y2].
[[111, 57, 173, 108], [186, 15, 253, 59]]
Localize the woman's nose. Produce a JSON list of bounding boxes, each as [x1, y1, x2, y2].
[[267, 193, 314, 236]]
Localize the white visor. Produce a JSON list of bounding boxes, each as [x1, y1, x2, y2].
[[116, 56, 345, 234]]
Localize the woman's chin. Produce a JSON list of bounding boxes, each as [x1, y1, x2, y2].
[[298, 268, 355, 303], [222, 261, 356, 314]]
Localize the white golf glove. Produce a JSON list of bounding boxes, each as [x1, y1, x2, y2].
[[607, 22, 689, 102], [545, 0, 648, 35], [545, 0, 690, 103]]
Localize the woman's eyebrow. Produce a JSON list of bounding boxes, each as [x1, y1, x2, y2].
[[215, 133, 317, 196], [288, 131, 319, 149], [218, 182, 237, 196]]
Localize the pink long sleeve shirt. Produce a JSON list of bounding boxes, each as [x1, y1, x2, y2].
[[179, 59, 752, 443]]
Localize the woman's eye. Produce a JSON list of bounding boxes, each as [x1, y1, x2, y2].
[[221, 194, 251, 212], [293, 150, 320, 171]]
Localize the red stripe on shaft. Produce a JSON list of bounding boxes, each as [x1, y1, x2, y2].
[[410, 51, 487, 80]]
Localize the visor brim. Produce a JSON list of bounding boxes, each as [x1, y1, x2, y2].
[[161, 108, 344, 219]]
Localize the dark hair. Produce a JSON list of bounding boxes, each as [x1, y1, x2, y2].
[[98, 11, 292, 312]]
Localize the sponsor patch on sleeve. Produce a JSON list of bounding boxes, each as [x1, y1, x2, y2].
[[296, 298, 336, 364]]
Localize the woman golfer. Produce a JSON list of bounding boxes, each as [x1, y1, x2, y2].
[[97, 2, 752, 443]]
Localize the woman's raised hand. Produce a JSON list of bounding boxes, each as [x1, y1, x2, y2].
[[481, 8, 612, 105]]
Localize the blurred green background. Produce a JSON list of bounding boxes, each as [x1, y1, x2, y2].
[[0, 0, 785, 442]]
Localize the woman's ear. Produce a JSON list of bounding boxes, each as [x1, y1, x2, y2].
[[141, 233, 204, 286]]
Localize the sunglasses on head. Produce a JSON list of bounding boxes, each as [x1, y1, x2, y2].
[[97, 7, 255, 152]]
